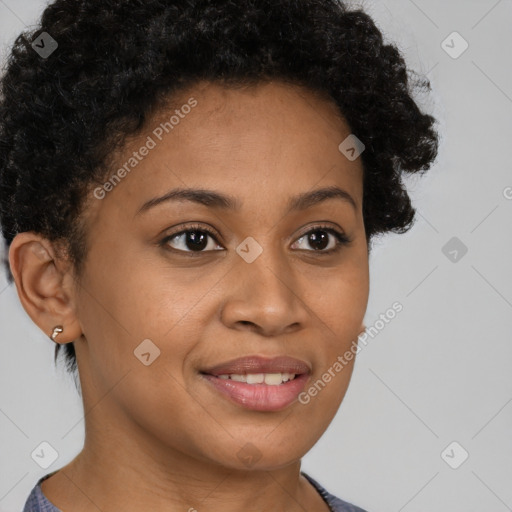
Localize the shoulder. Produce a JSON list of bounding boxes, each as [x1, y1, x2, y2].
[[22, 473, 61, 512], [301, 472, 370, 512]]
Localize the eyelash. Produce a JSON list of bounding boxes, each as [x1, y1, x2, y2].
[[160, 223, 351, 256]]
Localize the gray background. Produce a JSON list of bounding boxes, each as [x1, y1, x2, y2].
[[1, 0, 511, 511]]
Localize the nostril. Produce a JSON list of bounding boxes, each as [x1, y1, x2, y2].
[[239, 320, 257, 327], [238, 320, 258, 332]]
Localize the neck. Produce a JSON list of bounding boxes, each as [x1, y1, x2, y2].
[[41, 411, 329, 512]]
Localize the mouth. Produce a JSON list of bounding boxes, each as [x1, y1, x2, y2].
[[200, 355, 311, 411], [214, 372, 300, 384]]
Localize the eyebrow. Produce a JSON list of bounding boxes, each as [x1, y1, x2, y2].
[[135, 184, 357, 216]]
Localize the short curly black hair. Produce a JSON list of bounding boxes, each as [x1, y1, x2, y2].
[[0, 0, 439, 377]]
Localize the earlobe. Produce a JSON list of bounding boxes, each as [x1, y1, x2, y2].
[[8, 232, 82, 343]]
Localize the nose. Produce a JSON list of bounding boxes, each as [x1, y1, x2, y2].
[[220, 251, 309, 337]]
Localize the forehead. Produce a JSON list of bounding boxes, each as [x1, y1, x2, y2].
[[85, 80, 363, 224]]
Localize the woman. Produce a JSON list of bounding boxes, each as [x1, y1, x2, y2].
[[0, 0, 439, 510]]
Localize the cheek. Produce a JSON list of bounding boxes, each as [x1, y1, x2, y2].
[[299, 259, 368, 409], [76, 249, 222, 398], [79, 245, 183, 342], [307, 255, 369, 337]]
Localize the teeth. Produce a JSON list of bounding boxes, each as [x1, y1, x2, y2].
[[216, 373, 296, 385], [264, 373, 283, 385], [246, 373, 264, 384]]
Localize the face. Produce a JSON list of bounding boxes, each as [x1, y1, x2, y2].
[[69, 80, 369, 470]]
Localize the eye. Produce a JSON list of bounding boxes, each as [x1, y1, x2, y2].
[[160, 223, 351, 256], [161, 224, 223, 254], [291, 225, 351, 254]]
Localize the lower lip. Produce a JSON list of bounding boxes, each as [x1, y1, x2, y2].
[[202, 373, 309, 411]]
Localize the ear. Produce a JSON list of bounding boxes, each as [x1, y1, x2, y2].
[[8, 232, 82, 344]]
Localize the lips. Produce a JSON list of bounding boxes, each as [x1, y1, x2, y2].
[[201, 355, 311, 376], [200, 355, 311, 411]]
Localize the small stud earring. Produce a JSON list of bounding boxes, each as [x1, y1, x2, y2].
[[50, 325, 64, 342]]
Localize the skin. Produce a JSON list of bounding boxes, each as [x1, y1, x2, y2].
[[9, 80, 369, 512]]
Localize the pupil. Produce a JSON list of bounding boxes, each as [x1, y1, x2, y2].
[[309, 230, 328, 250], [186, 231, 208, 251]]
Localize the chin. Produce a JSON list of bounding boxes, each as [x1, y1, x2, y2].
[[200, 433, 313, 472]]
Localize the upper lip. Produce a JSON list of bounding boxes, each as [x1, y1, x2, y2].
[[201, 355, 311, 376]]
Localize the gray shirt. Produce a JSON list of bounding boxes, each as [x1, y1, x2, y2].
[[22, 471, 369, 512]]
